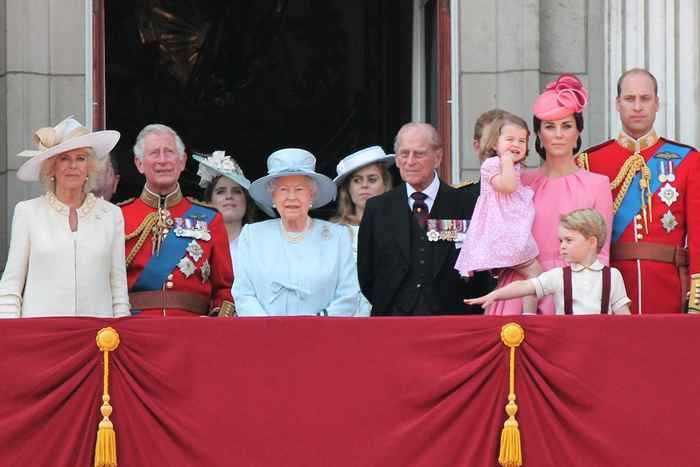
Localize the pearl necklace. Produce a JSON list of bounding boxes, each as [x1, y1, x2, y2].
[[280, 218, 312, 243]]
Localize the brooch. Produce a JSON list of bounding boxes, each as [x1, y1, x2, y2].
[[200, 259, 211, 283], [177, 257, 196, 278], [321, 225, 331, 240], [661, 211, 678, 233], [657, 183, 679, 207], [186, 240, 204, 262]]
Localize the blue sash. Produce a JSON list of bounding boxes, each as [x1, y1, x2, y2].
[[612, 142, 691, 243], [131, 204, 216, 293]]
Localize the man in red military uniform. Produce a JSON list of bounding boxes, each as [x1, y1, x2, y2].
[[578, 69, 700, 314], [120, 124, 234, 317]]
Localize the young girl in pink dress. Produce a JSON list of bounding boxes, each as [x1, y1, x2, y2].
[[455, 113, 543, 313]]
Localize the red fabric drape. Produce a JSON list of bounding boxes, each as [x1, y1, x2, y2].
[[0, 316, 698, 466]]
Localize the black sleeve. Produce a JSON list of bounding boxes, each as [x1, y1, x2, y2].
[[357, 197, 376, 303]]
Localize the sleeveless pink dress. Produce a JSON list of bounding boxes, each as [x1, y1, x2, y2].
[[454, 157, 538, 276], [487, 167, 613, 315]]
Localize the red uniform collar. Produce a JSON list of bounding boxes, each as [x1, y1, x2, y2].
[[616, 129, 659, 153]]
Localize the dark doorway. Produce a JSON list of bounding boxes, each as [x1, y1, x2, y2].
[[105, 0, 413, 208]]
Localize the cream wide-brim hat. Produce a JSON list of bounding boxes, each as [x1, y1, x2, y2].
[[16, 116, 119, 182], [249, 148, 337, 209], [333, 145, 395, 185]]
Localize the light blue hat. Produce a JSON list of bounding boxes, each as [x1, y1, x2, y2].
[[193, 150, 277, 218], [333, 146, 394, 185], [249, 148, 337, 209]]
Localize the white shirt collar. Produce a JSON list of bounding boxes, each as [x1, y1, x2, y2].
[[570, 260, 605, 272], [406, 171, 440, 211]]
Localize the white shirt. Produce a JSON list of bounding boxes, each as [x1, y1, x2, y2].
[[0, 193, 130, 318], [529, 261, 631, 315], [406, 171, 440, 212]]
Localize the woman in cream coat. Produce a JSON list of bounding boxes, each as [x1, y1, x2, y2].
[[0, 117, 130, 318]]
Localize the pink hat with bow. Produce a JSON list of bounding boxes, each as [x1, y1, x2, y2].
[[533, 74, 589, 120]]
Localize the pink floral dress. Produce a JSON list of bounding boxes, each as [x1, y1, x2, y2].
[[454, 156, 538, 276]]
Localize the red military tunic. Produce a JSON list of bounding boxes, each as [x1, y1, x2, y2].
[[121, 185, 234, 317], [579, 130, 700, 314]]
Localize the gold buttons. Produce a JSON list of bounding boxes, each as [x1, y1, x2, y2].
[[167, 274, 173, 280], [636, 214, 642, 220], [166, 281, 174, 289], [636, 234, 643, 240]]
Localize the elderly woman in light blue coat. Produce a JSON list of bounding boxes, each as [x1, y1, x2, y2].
[[233, 148, 363, 316]]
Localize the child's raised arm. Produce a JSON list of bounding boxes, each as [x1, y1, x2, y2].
[[490, 151, 519, 193], [464, 279, 537, 310]]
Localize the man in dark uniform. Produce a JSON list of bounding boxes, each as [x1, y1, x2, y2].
[[578, 69, 700, 314], [358, 122, 491, 315], [120, 124, 234, 317]]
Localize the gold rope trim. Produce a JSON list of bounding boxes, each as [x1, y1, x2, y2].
[[125, 213, 157, 268], [95, 327, 120, 467], [575, 152, 589, 170], [609, 153, 651, 216], [498, 323, 525, 467]]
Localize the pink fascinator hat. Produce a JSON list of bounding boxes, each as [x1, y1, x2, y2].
[[533, 74, 589, 120]]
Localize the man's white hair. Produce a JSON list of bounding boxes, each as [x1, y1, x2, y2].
[[133, 123, 186, 160]]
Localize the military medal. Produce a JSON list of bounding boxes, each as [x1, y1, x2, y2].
[[658, 182, 679, 207], [666, 161, 676, 182], [200, 259, 211, 283], [426, 219, 468, 242], [661, 211, 678, 233], [177, 256, 196, 277], [658, 161, 667, 183], [186, 240, 203, 262]]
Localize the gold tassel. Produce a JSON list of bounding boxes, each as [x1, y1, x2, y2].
[[498, 323, 525, 467], [95, 327, 120, 467]]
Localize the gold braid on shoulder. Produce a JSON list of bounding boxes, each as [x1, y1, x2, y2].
[[575, 152, 589, 170], [609, 154, 651, 214], [125, 212, 158, 267]]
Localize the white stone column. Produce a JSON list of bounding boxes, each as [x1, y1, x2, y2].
[[605, 0, 700, 145], [1, 0, 86, 264], [457, 0, 540, 180]]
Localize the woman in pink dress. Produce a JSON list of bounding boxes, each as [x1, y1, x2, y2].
[[455, 113, 542, 313], [487, 74, 613, 315]]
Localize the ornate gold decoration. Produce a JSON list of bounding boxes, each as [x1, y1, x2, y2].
[[689, 274, 700, 313], [95, 327, 120, 467], [218, 300, 236, 317], [499, 323, 525, 467]]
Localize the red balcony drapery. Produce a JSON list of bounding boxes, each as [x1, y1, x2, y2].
[[0, 315, 697, 466]]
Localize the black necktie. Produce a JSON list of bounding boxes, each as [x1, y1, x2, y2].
[[411, 192, 429, 227]]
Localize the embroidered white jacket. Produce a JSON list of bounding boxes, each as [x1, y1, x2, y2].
[[0, 193, 130, 318]]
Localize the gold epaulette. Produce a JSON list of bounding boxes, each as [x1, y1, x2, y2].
[[186, 197, 215, 209], [575, 152, 589, 170], [115, 197, 135, 206], [452, 179, 477, 189]]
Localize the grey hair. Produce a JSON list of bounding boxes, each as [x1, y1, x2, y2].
[[133, 123, 186, 160], [266, 176, 319, 197], [393, 122, 442, 153], [39, 148, 103, 193]]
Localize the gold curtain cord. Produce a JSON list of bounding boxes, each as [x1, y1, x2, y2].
[[498, 323, 525, 467], [95, 327, 120, 467]]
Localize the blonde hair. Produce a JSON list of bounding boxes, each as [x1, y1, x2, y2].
[[39, 148, 103, 193], [478, 113, 530, 161], [560, 209, 607, 253], [333, 163, 393, 225]]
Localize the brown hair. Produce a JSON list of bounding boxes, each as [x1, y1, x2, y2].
[[617, 68, 658, 97], [478, 113, 530, 161], [333, 163, 393, 226], [473, 109, 507, 142], [560, 208, 607, 253], [203, 175, 258, 224]]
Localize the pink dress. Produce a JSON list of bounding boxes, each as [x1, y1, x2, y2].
[[487, 167, 613, 315], [454, 157, 539, 276]]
